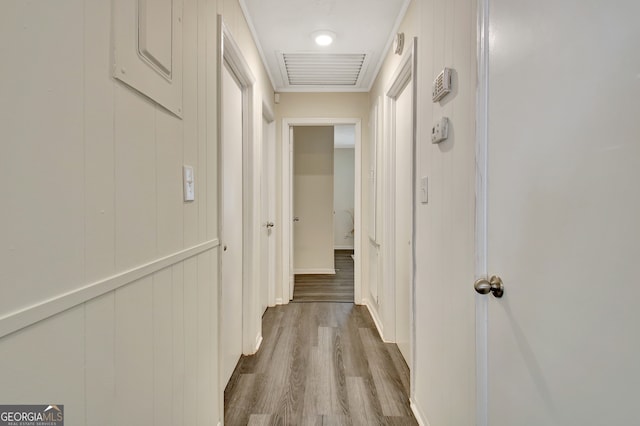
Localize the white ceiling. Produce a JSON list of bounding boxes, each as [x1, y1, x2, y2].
[[239, 0, 410, 92]]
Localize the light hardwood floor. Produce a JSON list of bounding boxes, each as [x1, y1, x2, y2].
[[224, 302, 417, 425]]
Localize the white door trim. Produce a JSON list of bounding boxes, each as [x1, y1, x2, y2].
[[262, 101, 276, 308], [217, 14, 260, 373], [281, 118, 362, 304], [384, 38, 417, 395], [475, 0, 490, 425]]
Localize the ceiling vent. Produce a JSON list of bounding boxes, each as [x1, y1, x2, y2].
[[279, 53, 368, 87]]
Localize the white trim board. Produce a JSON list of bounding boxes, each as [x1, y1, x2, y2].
[[254, 333, 263, 353], [363, 298, 387, 343], [384, 37, 418, 396], [0, 239, 219, 338], [475, 0, 490, 425], [293, 269, 336, 275], [218, 16, 260, 360], [410, 398, 431, 426], [334, 245, 355, 250]]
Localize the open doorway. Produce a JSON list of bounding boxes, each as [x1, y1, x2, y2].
[[281, 118, 362, 304], [291, 125, 356, 302]]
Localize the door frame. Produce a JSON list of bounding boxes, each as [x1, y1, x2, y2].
[[217, 15, 261, 378], [281, 118, 362, 304], [475, 0, 490, 425], [383, 38, 417, 382], [262, 101, 276, 309]]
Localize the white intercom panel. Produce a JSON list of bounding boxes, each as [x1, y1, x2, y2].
[[432, 67, 452, 102]]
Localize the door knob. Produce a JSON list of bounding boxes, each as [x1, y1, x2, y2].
[[293, 217, 300, 222], [266, 221, 275, 228], [474, 275, 504, 298]]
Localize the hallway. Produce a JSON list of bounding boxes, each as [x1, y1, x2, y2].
[[224, 303, 417, 425], [2, 0, 640, 424]]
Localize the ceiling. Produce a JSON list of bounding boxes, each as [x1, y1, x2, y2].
[[239, 0, 411, 92]]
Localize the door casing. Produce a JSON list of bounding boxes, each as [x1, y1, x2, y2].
[[217, 15, 261, 405], [281, 118, 362, 304], [261, 102, 276, 311], [383, 38, 417, 390]]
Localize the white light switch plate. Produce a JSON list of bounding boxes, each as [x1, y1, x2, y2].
[[420, 176, 428, 203], [183, 165, 195, 201]]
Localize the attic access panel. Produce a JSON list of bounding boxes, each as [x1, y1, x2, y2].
[[279, 52, 368, 87]]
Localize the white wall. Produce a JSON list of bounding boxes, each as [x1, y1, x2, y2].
[[412, 0, 478, 422], [334, 148, 356, 249], [0, 0, 273, 424], [0, 0, 219, 423], [293, 126, 335, 273], [368, 0, 478, 424], [365, 0, 417, 344]]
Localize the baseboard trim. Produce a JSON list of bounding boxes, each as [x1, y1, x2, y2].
[[410, 398, 430, 426], [275, 297, 284, 305], [363, 298, 386, 342], [293, 268, 336, 275], [334, 245, 355, 250], [254, 333, 263, 353], [0, 239, 220, 338]]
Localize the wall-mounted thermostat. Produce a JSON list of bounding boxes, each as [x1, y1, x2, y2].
[[432, 67, 452, 102], [431, 117, 449, 144]]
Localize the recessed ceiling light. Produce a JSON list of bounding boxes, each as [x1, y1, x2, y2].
[[312, 30, 335, 47]]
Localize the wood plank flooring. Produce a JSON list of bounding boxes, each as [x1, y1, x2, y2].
[[224, 302, 417, 425], [293, 250, 354, 302]]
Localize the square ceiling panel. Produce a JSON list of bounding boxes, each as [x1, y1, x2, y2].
[[280, 53, 369, 87]]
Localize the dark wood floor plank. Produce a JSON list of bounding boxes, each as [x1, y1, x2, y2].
[[346, 376, 385, 426], [224, 374, 258, 425], [385, 343, 411, 396], [359, 328, 414, 417], [301, 415, 324, 426], [247, 414, 272, 426], [321, 414, 352, 426], [294, 251, 354, 302], [225, 301, 417, 425]]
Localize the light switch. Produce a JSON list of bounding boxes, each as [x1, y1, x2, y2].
[[183, 165, 195, 201], [420, 176, 428, 204]]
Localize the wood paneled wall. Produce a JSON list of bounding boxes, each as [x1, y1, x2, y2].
[[367, 0, 478, 424], [0, 0, 221, 424]]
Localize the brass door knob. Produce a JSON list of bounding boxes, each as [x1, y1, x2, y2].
[[474, 275, 504, 298]]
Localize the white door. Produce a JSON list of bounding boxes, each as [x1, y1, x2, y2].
[[482, 1, 640, 424], [394, 82, 413, 366], [260, 116, 275, 314], [220, 64, 243, 386], [292, 126, 335, 275]]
